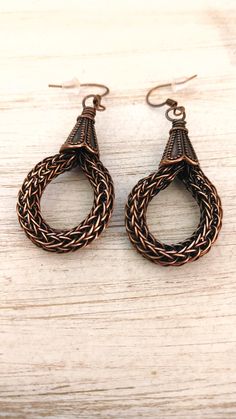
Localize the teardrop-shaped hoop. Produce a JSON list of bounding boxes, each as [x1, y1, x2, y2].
[[17, 108, 114, 253], [125, 117, 223, 266]]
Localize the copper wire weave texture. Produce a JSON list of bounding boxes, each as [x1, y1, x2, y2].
[[126, 162, 222, 266], [17, 149, 114, 252]]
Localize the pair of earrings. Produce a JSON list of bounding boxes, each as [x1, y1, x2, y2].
[[17, 76, 222, 266]]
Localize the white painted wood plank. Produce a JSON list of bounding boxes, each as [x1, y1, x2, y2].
[[0, 0, 236, 417]]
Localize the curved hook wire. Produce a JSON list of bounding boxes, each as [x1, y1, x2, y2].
[[146, 74, 197, 108], [48, 80, 109, 111], [80, 83, 109, 98]]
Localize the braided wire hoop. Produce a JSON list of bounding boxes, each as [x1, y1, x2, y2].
[[17, 150, 114, 253], [125, 163, 222, 266], [125, 113, 223, 267]]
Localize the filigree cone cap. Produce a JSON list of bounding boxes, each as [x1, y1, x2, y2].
[[60, 107, 99, 156], [159, 120, 199, 167]]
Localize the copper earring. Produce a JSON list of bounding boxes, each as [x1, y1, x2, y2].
[[125, 75, 223, 266], [17, 83, 114, 253]]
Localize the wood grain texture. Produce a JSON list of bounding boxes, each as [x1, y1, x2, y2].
[[0, 0, 236, 417]]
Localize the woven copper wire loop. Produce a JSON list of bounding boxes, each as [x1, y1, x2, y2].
[[17, 149, 114, 253], [125, 162, 223, 266]]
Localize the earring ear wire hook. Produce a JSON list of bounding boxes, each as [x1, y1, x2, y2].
[[48, 80, 110, 111], [146, 74, 197, 108]]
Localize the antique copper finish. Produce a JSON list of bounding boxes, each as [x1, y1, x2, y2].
[[17, 99, 114, 253], [160, 119, 198, 166], [146, 75, 197, 107], [60, 107, 99, 155], [126, 88, 223, 266]]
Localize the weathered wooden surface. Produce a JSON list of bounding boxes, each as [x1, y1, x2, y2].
[[0, 0, 236, 417]]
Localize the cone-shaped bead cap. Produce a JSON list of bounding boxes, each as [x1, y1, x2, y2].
[[159, 120, 199, 167], [60, 107, 99, 156]]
